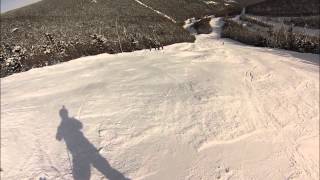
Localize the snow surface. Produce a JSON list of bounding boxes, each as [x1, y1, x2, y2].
[[1, 18, 319, 180], [204, 1, 219, 5]]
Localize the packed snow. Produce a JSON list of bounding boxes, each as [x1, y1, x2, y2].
[[1, 18, 319, 180]]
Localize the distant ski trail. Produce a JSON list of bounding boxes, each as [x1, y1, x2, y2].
[[133, 0, 177, 23]]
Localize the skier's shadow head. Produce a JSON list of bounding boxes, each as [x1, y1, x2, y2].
[[59, 105, 69, 119], [56, 106, 129, 180]]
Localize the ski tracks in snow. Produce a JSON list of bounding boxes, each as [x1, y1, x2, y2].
[[1, 18, 319, 180]]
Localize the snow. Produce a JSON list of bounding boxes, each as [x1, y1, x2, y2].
[[1, 18, 319, 180], [183, 18, 200, 35], [204, 1, 219, 5], [225, 0, 238, 4]]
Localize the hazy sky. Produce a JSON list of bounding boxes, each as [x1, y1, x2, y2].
[[1, 0, 41, 13]]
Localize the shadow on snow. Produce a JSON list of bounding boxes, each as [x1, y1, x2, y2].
[[56, 106, 129, 180]]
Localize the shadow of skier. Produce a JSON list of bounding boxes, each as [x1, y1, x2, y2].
[[56, 106, 129, 180]]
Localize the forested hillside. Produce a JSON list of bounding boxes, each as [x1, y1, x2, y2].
[[247, 0, 320, 16]]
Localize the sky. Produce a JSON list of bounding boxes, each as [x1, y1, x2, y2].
[[1, 0, 41, 13]]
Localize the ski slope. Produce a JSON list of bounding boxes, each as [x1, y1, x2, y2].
[[1, 18, 319, 180]]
